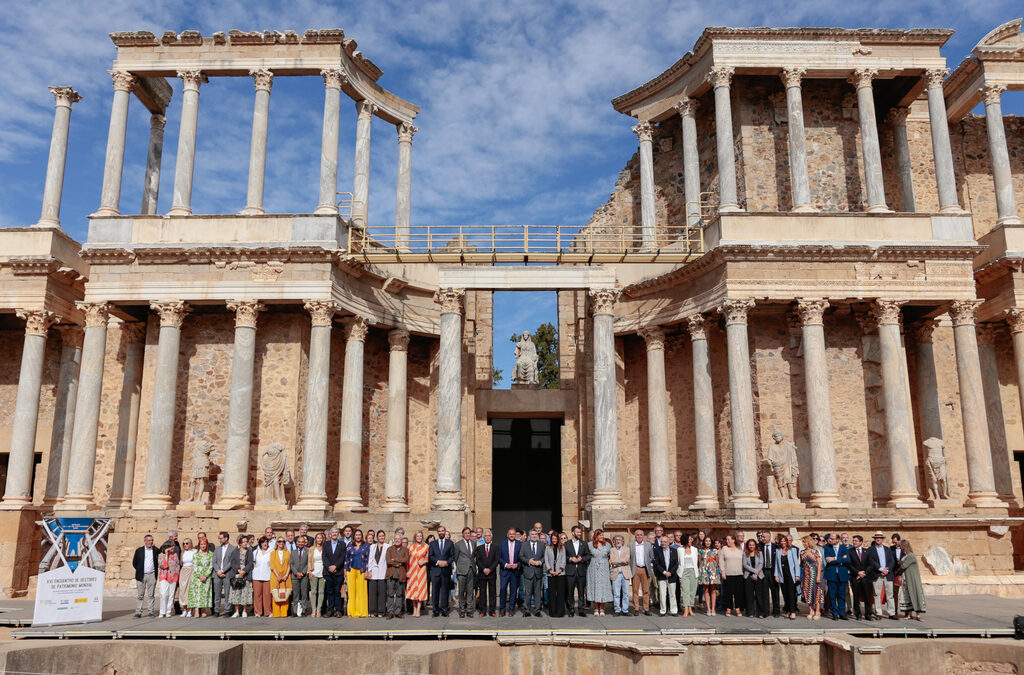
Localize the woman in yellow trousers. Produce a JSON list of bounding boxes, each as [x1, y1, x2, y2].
[[270, 538, 292, 618], [345, 529, 370, 617]]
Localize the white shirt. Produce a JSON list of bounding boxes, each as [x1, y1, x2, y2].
[[311, 548, 323, 578], [662, 547, 672, 570], [252, 549, 272, 582], [874, 544, 888, 570], [181, 549, 195, 567], [678, 546, 699, 571], [217, 545, 229, 569], [143, 546, 155, 574], [634, 542, 646, 568], [367, 543, 389, 579]]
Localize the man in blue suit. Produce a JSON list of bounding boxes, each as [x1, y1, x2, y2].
[[498, 527, 522, 616], [822, 532, 850, 620], [428, 525, 454, 617]]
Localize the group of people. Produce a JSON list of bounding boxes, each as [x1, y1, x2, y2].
[[131, 522, 925, 622]]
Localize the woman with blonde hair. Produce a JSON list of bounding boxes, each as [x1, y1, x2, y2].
[[719, 534, 744, 616], [586, 529, 612, 616], [308, 532, 326, 618], [251, 536, 273, 617], [269, 537, 292, 618], [177, 538, 195, 617], [406, 531, 429, 617], [800, 535, 823, 620]]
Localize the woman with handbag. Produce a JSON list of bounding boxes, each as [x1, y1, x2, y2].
[[270, 538, 292, 618], [229, 534, 253, 618], [189, 538, 213, 617], [252, 537, 273, 617], [157, 543, 180, 617]]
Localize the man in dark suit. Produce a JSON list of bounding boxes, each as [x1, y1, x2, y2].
[[564, 525, 590, 617], [865, 531, 896, 619], [758, 530, 781, 617], [652, 536, 679, 616], [474, 529, 499, 616], [498, 527, 522, 617], [428, 525, 454, 617], [519, 530, 546, 617], [846, 535, 872, 620], [823, 533, 850, 620], [132, 534, 160, 618], [322, 527, 347, 617]]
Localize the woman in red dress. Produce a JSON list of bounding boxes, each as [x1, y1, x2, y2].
[[406, 530, 429, 616]]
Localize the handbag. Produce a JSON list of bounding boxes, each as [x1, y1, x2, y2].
[[272, 587, 292, 603], [231, 577, 247, 590]]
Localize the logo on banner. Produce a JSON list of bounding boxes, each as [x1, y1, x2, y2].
[[38, 517, 109, 574]]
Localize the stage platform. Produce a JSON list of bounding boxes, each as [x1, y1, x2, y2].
[[5, 594, 1019, 641]]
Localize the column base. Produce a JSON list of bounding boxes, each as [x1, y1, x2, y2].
[[641, 496, 672, 512], [383, 498, 411, 513], [294, 495, 331, 510], [808, 492, 848, 509], [0, 497, 33, 511], [866, 204, 891, 213], [885, 493, 928, 509], [939, 205, 966, 215], [238, 206, 265, 216], [90, 206, 120, 217], [718, 204, 743, 214], [589, 490, 626, 509], [314, 205, 337, 215], [334, 498, 368, 513], [997, 216, 1023, 226], [791, 204, 818, 213], [105, 497, 133, 510], [33, 219, 61, 228], [167, 207, 192, 217], [728, 493, 767, 509], [135, 494, 173, 510], [689, 497, 720, 511], [211, 496, 251, 510], [432, 492, 467, 511], [965, 492, 1008, 509], [53, 493, 94, 510]]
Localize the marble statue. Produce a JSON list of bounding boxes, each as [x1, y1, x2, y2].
[[511, 331, 539, 385], [923, 437, 949, 501], [763, 429, 799, 501], [261, 443, 290, 503], [187, 441, 213, 502]]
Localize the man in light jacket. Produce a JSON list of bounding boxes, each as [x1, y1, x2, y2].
[[453, 527, 477, 618], [290, 534, 311, 616], [629, 528, 654, 616], [211, 531, 237, 617]]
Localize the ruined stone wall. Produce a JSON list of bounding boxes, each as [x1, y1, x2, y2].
[[954, 115, 1024, 238]]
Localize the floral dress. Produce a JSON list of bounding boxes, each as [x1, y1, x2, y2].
[[699, 548, 721, 585], [188, 549, 213, 608], [799, 548, 823, 609], [585, 542, 612, 603]]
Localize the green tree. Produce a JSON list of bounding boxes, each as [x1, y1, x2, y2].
[[509, 322, 559, 389], [492, 368, 504, 386]]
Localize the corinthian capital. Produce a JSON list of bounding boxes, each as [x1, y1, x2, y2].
[[911, 320, 938, 344], [632, 120, 654, 142], [320, 68, 347, 89], [397, 122, 418, 143], [150, 300, 191, 328], [982, 83, 1007, 105], [795, 298, 829, 326], [250, 68, 274, 91], [707, 66, 735, 88], [780, 67, 806, 89], [639, 324, 665, 351], [686, 313, 707, 340], [55, 324, 84, 349], [923, 68, 949, 89], [120, 321, 147, 344], [871, 299, 906, 326], [76, 301, 110, 328], [49, 86, 82, 108], [434, 287, 465, 314], [1005, 307, 1024, 334], [16, 309, 60, 336], [674, 97, 698, 118], [304, 300, 338, 327], [150, 113, 167, 130], [589, 288, 620, 315], [948, 299, 983, 327], [356, 99, 378, 118], [226, 299, 266, 329], [886, 107, 910, 126], [389, 328, 410, 352], [717, 298, 755, 325], [109, 70, 137, 92], [848, 68, 878, 89], [343, 315, 370, 342]]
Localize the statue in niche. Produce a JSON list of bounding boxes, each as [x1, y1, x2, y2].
[[762, 429, 799, 501], [187, 441, 213, 502], [923, 437, 949, 501], [261, 443, 291, 504], [511, 331, 539, 385]]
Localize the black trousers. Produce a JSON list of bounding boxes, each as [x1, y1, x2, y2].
[[851, 578, 872, 618], [368, 579, 387, 616], [722, 576, 744, 611], [324, 573, 343, 614], [431, 574, 451, 615], [744, 576, 769, 616], [476, 573, 497, 613], [780, 567, 798, 615], [565, 573, 587, 613], [768, 577, 781, 616], [548, 575, 566, 617]]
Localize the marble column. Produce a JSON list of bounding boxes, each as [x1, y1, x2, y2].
[[395, 123, 417, 250], [1, 311, 59, 507], [137, 301, 190, 508], [949, 300, 1004, 507], [675, 98, 701, 228], [352, 100, 376, 225], [849, 69, 889, 212], [911, 321, 944, 447], [589, 288, 624, 508], [384, 329, 411, 512], [707, 67, 741, 212], [633, 120, 657, 249], [61, 304, 109, 508], [872, 300, 923, 506], [43, 325, 82, 503], [316, 69, 345, 214], [140, 114, 166, 215], [982, 84, 1021, 225], [36, 86, 81, 228], [241, 69, 273, 215], [717, 299, 762, 507], [336, 316, 370, 511], [639, 325, 672, 510], [94, 70, 136, 217], [1007, 309, 1024, 443], [434, 288, 466, 509], [924, 69, 961, 213], [977, 324, 1017, 505], [107, 322, 146, 509], [215, 300, 266, 509], [887, 108, 917, 212], [295, 301, 337, 509], [687, 314, 719, 510], [795, 299, 844, 507], [781, 68, 815, 212], [168, 70, 206, 216]]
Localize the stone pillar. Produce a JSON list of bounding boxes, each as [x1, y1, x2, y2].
[[434, 288, 466, 509], [316, 69, 345, 214], [384, 329, 411, 512], [924, 69, 961, 213], [295, 301, 337, 509], [1007, 309, 1024, 446], [137, 301, 191, 508], [140, 114, 166, 215], [849, 69, 889, 212], [168, 70, 206, 216], [43, 325, 82, 503], [94, 70, 136, 216], [336, 316, 370, 511], [639, 325, 672, 510], [687, 314, 719, 510], [241, 69, 273, 215], [707, 67, 741, 212], [977, 324, 1017, 505], [395, 122, 417, 250], [982, 84, 1021, 225], [781, 68, 815, 212], [61, 304, 109, 509], [589, 289, 625, 508], [872, 300, 923, 507], [1, 311, 59, 507], [107, 322, 146, 509], [911, 321, 944, 447], [633, 120, 657, 249], [887, 107, 917, 212], [795, 299, 844, 508], [215, 300, 266, 509], [675, 98, 701, 228], [717, 299, 762, 507], [352, 100, 376, 225], [949, 300, 1004, 507], [36, 86, 81, 227]]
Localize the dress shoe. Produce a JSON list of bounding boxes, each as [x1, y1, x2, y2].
[[644, 610, 652, 616], [840, 615, 849, 621], [567, 611, 575, 617], [534, 612, 541, 617], [490, 612, 496, 617], [578, 611, 586, 618], [432, 613, 440, 618]]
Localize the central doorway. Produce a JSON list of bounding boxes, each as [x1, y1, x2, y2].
[[490, 417, 562, 536]]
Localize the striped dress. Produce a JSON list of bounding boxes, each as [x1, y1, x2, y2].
[[406, 543, 428, 601]]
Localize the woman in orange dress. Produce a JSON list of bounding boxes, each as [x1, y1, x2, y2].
[[406, 531, 429, 617], [269, 538, 292, 618]]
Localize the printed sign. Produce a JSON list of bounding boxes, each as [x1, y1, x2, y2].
[[32, 518, 110, 626]]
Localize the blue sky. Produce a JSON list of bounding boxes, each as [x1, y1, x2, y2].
[[1, 1, 1021, 384]]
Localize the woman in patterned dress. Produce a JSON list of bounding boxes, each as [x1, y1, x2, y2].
[[406, 531, 429, 617], [799, 535, 823, 620], [698, 536, 721, 616], [228, 534, 253, 617], [188, 538, 213, 617], [345, 529, 370, 617], [585, 529, 612, 616]]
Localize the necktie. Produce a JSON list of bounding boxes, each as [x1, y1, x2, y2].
[[485, 544, 489, 556], [532, 543, 536, 557]]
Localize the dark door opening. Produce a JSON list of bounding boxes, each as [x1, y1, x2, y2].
[[490, 417, 562, 537]]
